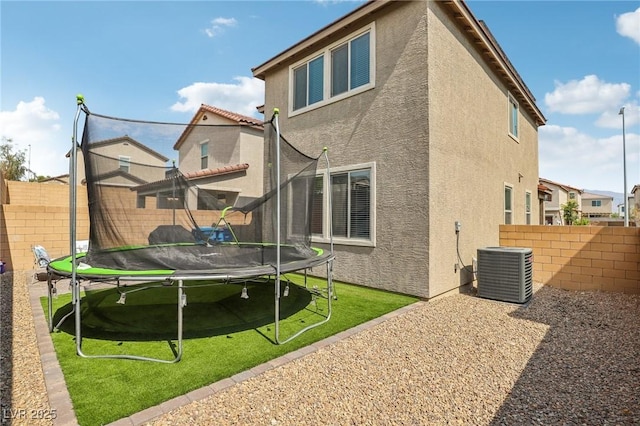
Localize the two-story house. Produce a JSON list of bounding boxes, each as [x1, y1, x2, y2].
[[172, 104, 264, 209], [252, 0, 546, 298], [539, 178, 582, 225], [581, 192, 613, 219]]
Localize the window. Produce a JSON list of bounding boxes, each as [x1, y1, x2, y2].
[[293, 56, 324, 110], [591, 200, 601, 207], [118, 156, 130, 173], [313, 163, 375, 246], [504, 185, 513, 224], [525, 191, 532, 225], [200, 142, 208, 169], [508, 93, 519, 139], [291, 24, 375, 115], [569, 192, 576, 199]]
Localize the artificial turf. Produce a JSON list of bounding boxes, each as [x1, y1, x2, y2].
[[42, 275, 417, 425]]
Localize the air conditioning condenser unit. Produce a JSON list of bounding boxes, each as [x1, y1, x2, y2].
[[476, 247, 533, 303]]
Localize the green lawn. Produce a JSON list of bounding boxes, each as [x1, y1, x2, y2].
[[43, 275, 417, 425]]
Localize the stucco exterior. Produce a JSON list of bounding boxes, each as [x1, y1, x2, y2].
[[540, 178, 583, 225], [581, 192, 614, 218], [174, 107, 265, 202], [252, 0, 545, 298]]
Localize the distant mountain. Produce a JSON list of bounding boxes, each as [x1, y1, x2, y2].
[[585, 189, 625, 212]]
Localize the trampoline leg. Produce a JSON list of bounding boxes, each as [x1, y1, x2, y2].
[[175, 279, 184, 362]]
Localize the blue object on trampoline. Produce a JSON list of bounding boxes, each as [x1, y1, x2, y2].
[[193, 227, 232, 243]]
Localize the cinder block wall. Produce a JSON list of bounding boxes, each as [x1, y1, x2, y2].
[[0, 181, 90, 271], [0, 181, 252, 272], [499, 225, 639, 294]]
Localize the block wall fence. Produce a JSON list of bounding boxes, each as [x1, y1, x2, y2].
[[2, 180, 639, 295], [499, 225, 640, 294], [0, 181, 249, 272]]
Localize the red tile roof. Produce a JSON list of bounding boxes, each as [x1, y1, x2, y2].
[[131, 163, 249, 193], [173, 104, 264, 150], [183, 163, 249, 180], [199, 104, 263, 127]]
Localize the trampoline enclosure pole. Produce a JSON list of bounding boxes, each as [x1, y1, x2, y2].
[[273, 108, 282, 340], [71, 95, 83, 353]]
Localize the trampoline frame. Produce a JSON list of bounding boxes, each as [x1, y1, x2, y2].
[[50, 99, 335, 363]]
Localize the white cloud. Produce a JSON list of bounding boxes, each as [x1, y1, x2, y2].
[[539, 124, 639, 193], [204, 17, 237, 38], [544, 75, 630, 115], [0, 97, 69, 178], [595, 102, 640, 129], [170, 77, 265, 117], [616, 7, 640, 44]]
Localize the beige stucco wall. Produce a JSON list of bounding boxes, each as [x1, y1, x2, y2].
[[79, 140, 167, 184], [259, 1, 543, 299], [263, 1, 431, 298], [178, 122, 265, 199], [425, 2, 541, 297], [582, 197, 613, 216]]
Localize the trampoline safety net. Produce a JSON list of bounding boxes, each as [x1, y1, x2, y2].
[[78, 109, 324, 274]]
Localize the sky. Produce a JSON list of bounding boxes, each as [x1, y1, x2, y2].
[[1, 0, 639, 198]]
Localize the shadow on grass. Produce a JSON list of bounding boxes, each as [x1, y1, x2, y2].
[[51, 280, 312, 342]]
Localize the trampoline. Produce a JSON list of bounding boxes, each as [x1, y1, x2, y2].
[[47, 97, 335, 362]]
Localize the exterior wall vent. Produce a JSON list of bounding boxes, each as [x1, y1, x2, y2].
[[476, 247, 533, 303]]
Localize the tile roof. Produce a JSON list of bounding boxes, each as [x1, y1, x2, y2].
[[199, 104, 263, 127], [183, 163, 250, 180], [173, 104, 264, 150], [131, 163, 249, 193], [539, 177, 583, 193]]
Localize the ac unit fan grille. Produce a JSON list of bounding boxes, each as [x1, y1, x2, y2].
[[477, 247, 533, 303]]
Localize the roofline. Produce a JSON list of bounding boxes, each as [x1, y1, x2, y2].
[[252, 0, 389, 79], [173, 104, 264, 150], [539, 177, 583, 193], [251, 0, 546, 126], [74, 135, 169, 162], [581, 192, 614, 200]]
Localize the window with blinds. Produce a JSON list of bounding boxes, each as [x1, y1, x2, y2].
[[312, 164, 374, 245], [291, 24, 375, 114]]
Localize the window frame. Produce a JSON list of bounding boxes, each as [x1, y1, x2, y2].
[[508, 92, 519, 141], [504, 183, 513, 225], [591, 200, 602, 207], [118, 155, 131, 173], [525, 190, 532, 225], [200, 140, 209, 170], [289, 23, 376, 117], [312, 162, 376, 247]]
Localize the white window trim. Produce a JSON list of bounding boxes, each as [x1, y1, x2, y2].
[[313, 162, 376, 247], [504, 183, 513, 225], [200, 139, 209, 169], [119, 155, 131, 173], [525, 190, 532, 225], [508, 92, 519, 142], [288, 22, 376, 117]]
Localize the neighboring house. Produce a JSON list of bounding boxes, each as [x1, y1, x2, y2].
[[581, 192, 613, 219], [539, 178, 582, 225], [69, 135, 169, 188], [252, 0, 546, 298], [538, 182, 552, 224], [172, 104, 264, 208]]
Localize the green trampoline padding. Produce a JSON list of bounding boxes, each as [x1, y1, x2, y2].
[[48, 243, 328, 279]]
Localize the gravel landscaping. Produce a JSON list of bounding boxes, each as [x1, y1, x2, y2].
[[1, 271, 639, 425]]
